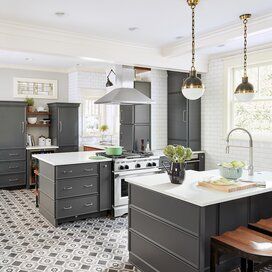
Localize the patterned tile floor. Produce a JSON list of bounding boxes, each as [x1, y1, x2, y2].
[[0, 189, 137, 272]]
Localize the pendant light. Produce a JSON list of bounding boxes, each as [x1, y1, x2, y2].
[[234, 14, 255, 102], [182, 0, 205, 100]]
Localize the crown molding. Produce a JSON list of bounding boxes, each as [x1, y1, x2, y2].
[[161, 13, 272, 58]]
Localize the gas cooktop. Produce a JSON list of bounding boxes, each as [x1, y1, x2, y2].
[[96, 151, 154, 160]]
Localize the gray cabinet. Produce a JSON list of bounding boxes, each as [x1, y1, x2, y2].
[[39, 160, 112, 226], [0, 101, 27, 188], [48, 103, 80, 152], [120, 81, 151, 151], [168, 71, 201, 151]]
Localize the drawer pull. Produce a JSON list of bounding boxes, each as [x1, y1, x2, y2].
[[85, 203, 93, 207], [9, 153, 19, 156], [9, 166, 19, 169], [84, 168, 93, 172], [9, 178, 18, 182], [63, 170, 73, 174], [83, 184, 93, 188], [63, 186, 73, 190], [63, 206, 72, 210]]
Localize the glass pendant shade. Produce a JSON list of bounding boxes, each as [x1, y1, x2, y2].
[[234, 76, 254, 102], [182, 70, 205, 100]]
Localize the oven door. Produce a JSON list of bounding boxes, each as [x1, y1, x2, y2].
[[114, 168, 161, 207], [185, 159, 200, 171]]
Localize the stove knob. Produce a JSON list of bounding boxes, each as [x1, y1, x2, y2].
[[152, 162, 157, 167], [147, 163, 152, 167], [119, 165, 124, 170], [135, 163, 141, 168], [125, 165, 129, 170]]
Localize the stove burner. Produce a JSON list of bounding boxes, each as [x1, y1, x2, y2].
[[96, 151, 154, 159]]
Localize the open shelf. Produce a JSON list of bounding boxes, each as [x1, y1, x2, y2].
[[27, 111, 50, 116], [27, 123, 50, 128]]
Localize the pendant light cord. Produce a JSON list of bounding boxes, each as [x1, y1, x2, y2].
[[191, 5, 196, 72], [243, 18, 248, 78]]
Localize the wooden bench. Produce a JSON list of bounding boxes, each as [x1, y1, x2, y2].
[[211, 226, 272, 272], [249, 218, 272, 237]]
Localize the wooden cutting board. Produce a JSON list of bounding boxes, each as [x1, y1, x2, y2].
[[197, 181, 257, 193]]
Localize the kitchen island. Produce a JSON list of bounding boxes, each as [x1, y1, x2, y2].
[[127, 170, 272, 272], [33, 151, 112, 226]]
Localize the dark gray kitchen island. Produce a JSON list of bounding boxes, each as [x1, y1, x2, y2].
[[127, 170, 272, 272]]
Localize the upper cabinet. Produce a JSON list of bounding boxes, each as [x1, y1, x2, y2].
[[167, 71, 201, 151], [48, 103, 80, 152], [0, 101, 27, 148]]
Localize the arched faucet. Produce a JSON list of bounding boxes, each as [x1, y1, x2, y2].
[[226, 128, 254, 176]]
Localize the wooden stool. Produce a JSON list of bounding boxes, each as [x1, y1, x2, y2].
[[211, 226, 272, 272], [249, 218, 272, 237], [34, 169, 39, 208]]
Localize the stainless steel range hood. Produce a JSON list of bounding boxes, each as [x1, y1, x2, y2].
[[94, 87, 154, 105]]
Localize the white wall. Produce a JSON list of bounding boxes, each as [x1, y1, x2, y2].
[[202, 58, 272, 172]]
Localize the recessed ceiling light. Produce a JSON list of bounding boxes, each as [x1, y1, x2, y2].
[[55, 12, 65, 17], [128, 27, 139, 31], [176, 36, 184, 40], [25, 57, 32, 61], [217, 44, 225, 48]]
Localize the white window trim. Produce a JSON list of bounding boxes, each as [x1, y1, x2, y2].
[[223, 47, 272, 142]]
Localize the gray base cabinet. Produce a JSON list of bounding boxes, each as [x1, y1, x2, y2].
[[39, 161, 112, 226], [0, 101, 27, 188], [128, 184, 272, 272]]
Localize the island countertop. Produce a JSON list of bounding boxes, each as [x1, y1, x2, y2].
[[127, 169, 272, 207], [32, 151, 112, 166]]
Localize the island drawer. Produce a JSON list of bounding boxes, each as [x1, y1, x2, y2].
[[130, 185, 200, 236], [0, 161, 26, 174], [56, 176, 99, 199], [56, 195, 99, 219], [0, 172, 26, 187], [0, 149, 26, 162], [129, 231, 198, 272], [129, 207, 199, 268], [56, 163, 98, 179]]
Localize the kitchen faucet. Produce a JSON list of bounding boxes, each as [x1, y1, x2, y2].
[[226, 128, 254, 176]]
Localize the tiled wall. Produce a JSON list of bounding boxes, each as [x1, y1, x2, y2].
[[151, 69, 168, 150], [202, 58, 272, 172]]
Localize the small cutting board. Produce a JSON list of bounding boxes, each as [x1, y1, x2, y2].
[[198, 181, 257, 193]]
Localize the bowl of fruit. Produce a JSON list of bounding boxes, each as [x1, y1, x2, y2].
[[218, 161, 245, 180]]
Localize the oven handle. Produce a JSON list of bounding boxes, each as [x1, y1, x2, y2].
[[114, 169, 163, 179], [185, 160, 200, 164]]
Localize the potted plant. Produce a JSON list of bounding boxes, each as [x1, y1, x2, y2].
[[25, 97, 35, 112], [163, 145, 192, 184]]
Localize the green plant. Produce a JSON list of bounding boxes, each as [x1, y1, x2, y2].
[[25, 97, 34, 107], [100, 124, 109, 133], [163, 145, 192, 164]]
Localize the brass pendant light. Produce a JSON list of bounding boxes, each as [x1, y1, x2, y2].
[[182, 0, 205, 100], [234, 14, 255, 102]]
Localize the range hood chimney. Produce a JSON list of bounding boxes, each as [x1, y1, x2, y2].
[[94, 87, 154, 105]]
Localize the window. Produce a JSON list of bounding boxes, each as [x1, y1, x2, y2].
[[230, 62, 272, 137]]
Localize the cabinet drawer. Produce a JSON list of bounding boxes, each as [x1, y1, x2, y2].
[[130, 207, 199, 268], [0, 149, 26, 161], [0, 172, 26, 188], [56, 163, 98, 179], [0, 161, 26, 174], [56, 176, 98, 199], [56, 195, 98, 219], [130, 231, 197, 272]]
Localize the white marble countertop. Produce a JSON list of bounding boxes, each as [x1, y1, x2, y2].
[[26, 145, 59, 150], [32, 151, 112, 166], [127, 169, 272, 207]]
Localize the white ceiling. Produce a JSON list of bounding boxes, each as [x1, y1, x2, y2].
[[0, 0, 271, 47]]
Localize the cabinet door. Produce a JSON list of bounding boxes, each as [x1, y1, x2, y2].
[[0, 104, 26, 148], [120, 125, 134, 151], [188, 100, 201, 151], [100, 162, 112, 211], [134, 81, 151, 124], [120, 105, 134, 124], [134, 125, 150, 152], [58, 107, 79, 147]]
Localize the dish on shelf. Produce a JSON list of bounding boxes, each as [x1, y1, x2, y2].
[[27, 117, 37, 124]]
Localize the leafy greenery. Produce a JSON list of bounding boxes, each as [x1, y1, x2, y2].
[[99, 124, 109, 133], [25, 97, 34, 107], [163, 145, 192, 164]]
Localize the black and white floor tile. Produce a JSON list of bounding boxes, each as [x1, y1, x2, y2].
[[0, 189, 137, 272]]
